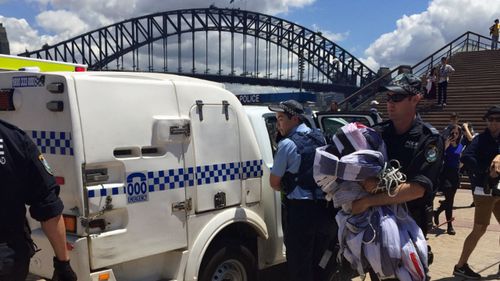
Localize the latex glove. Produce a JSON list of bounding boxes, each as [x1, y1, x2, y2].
[[52, 257, 77, 281]]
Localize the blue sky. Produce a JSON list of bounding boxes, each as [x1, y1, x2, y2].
[[0, 0, 499, 69], [284, 0, 430, 55]]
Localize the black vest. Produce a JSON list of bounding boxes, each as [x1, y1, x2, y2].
[[282, 128, 326, 195]]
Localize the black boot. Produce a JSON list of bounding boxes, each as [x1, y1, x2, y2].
[[447, 224, 456, 235]]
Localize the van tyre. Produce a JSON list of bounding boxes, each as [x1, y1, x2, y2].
[[199, 240, 256, 281]]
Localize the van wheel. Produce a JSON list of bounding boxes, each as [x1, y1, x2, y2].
[[199, 240, 256, 281]]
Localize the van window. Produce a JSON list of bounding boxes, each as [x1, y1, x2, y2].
[[321, 116, 372, 143], [264, 115, 279, 156]]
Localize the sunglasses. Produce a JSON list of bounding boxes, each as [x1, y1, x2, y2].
[[386, 93, 409, 103], [487, 116, 500, 122]]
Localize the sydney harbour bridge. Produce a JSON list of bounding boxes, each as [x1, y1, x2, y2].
[[19, 7, 376, 94]]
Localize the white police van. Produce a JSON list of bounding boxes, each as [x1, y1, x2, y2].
[[0, 70, 374, 281]]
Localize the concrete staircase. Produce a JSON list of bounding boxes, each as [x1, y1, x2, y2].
[[419, 50, 500, 132], [365, 50, 500, 189], [370, 50, 500, 133]]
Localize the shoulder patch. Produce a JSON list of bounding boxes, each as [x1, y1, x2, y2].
[[424, 144, 438, 163], [39, 154, 53, 175]]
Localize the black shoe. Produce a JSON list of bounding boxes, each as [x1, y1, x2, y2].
[[453, 264, 481, 279], [447, 226, 456, 235]]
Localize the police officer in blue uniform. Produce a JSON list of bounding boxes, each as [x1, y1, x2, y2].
[[352, 74, 443, 281], [0, 120, 77, 281], [268, 100, 335, 281]]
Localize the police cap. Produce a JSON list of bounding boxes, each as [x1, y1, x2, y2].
[[268, 100, 305, 116], [380, 73, 422, 96], [483, 105, 500, 120]]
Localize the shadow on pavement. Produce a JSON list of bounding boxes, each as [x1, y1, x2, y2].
[[433, 274, 500, 281]]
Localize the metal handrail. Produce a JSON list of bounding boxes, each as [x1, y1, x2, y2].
[[339, 31, 498, 110]]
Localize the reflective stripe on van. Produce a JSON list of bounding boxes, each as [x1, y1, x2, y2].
[[28, 130, 74, 155], [87, 159, 263, 198]]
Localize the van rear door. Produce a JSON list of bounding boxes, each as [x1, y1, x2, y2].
[[189, 101, 242, 212], [0, 72, 86, 278], [73, 74, 188, 270], [0, 72, 85, 223]]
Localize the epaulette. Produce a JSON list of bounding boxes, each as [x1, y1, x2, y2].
[[422, 122, 440, 135]]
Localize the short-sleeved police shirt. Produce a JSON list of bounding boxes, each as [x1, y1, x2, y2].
[[373, 117, 443, 227], [0, 120, 63, 246], [272, 123, 324, 200]]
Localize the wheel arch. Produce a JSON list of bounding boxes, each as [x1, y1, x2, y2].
[[183, 207, 268, 281]]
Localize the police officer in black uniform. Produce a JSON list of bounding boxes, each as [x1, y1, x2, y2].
[[0, 120, 77, 281], [352, 73, 443, 281]]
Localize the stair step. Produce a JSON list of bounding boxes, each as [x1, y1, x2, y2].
[[360, 49, 500, 135]]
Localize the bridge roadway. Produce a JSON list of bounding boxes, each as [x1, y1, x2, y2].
[[28, 188, 500, 281]]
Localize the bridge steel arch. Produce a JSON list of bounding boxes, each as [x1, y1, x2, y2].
[[20, 8, 376, 91]]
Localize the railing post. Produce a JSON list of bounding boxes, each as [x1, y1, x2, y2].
[[466, 33, 469, 52]]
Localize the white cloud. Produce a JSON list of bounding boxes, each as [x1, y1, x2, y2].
[[311, 24, 349, 42], [0, 15, 54, 54], [5, 0, 315, 55], [36, 10, 89, 37], [360, 56, 379, 72], [27, 0, 316, 26], [363, 0, 500, 69]]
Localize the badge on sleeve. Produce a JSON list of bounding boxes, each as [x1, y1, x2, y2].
[[424, 145, 438, 163], [39, 154, 53, 175]]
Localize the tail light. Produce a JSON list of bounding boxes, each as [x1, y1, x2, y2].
[[0, 89, 15, 111], [63, 214, 77, 233], [55, 176, 65, 185], [98, 273, 110, 281]]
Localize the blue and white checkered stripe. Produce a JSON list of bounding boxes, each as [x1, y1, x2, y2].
[[87, 159, 262, 198], [147, 167, 195, 191], [196, 162, 241, 185], [29, 130, 74, 156], [241, 160, 263, 179], [88, 186, 124, 198]]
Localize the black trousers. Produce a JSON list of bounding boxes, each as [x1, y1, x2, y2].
[[285, 199, 335, 281], [437, 166, 460, 222], [437, 81, 448, 104], [0, 257, 29, 281]]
